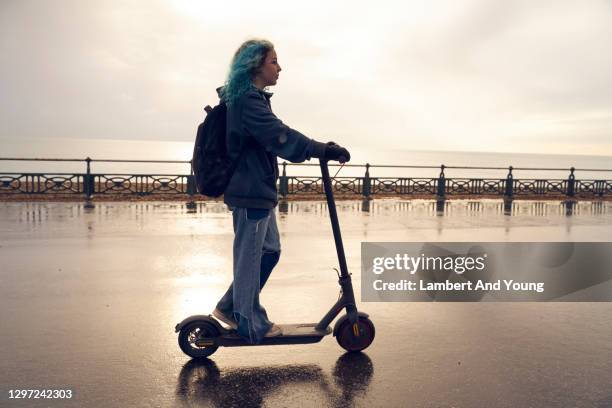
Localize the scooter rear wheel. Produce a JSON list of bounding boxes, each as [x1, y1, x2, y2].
[[178, 320, 220, 358], [336, 317, 375, 352]]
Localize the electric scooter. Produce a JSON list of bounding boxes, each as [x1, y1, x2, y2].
[[175, 158, 375, 358]]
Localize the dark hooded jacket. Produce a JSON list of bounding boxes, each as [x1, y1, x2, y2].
[[220, 85, 327, 209]]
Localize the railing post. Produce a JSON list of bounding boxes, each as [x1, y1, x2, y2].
[[279, 161, 288, 197], [567, 167, 575, 197], [84, 157, 95, 209], [596, 180, 604, 197], [363, 163, 371, 198], [187, 160, 196, 196], [186, 159, 197, 211], [504, 166, 514, 198], [437, 164, 446, 198]]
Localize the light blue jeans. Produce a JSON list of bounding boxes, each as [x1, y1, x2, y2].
[[216, 207, 281, 344]]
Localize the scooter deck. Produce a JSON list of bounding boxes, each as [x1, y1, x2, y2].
[[198, 323, 332, 347]]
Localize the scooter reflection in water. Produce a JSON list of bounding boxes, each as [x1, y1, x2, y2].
[[176, 352, 374, 408]]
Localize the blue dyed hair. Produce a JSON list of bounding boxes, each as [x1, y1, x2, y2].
[[222, 39, 274, 106]]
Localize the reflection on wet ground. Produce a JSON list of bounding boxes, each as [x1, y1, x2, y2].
[[176, 353, 373, 408], [1, 199, 611, 407], [277, 198, 610, 217], [6, 198, 612, 222]]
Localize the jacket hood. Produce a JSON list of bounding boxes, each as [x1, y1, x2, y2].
[[216, 86, 225, 101], [216, 84, 274, 103]]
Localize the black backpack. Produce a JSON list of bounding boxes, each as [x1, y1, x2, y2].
[[192, 102, 236, 197]]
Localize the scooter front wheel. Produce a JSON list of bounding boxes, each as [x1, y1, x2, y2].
[[178, 320, 220, 358], [336, 317, 375, 352]]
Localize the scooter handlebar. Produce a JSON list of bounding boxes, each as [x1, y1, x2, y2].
[[319, 157, 348, 165]]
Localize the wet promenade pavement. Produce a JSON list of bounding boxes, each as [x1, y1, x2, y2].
[[1, 199, 611, 407]]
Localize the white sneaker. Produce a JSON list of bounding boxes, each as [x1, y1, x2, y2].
[[265, 324, 282, 337], [212, 308, 238, 330]]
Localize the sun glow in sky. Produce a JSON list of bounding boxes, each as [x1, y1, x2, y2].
[[1, 0, 611, 155]]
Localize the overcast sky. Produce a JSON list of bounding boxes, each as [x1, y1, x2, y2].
[[1, 0, 611, 155]]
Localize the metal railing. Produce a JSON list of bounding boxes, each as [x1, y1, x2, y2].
[[1, 157, 611, 203]]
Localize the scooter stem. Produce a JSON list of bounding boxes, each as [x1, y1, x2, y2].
[[320, 159, 350, 279]]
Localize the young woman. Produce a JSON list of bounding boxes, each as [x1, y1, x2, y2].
[[213, 38, 350, 344]]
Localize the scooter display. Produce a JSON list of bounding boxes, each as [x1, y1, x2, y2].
[[175, 159, 375, 358]]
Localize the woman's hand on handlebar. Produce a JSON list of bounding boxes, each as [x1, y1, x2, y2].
[[324, 142, 351, 163]]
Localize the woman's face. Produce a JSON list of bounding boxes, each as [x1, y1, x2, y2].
[[255, 49, 282, 87]]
